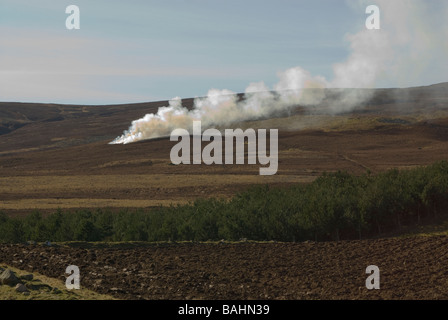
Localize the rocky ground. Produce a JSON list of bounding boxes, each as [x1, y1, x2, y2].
[[1, 236, 448, 300], [0, 263, 115, 300]]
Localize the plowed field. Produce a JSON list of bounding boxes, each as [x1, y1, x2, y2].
[[1, 236, 448, 300]]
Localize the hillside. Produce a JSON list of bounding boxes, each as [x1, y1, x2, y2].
[[1, 84, 448, 215], [2, 83, 448, 301]]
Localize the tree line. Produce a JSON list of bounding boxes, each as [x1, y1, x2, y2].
[[1, 161, 448, 243]]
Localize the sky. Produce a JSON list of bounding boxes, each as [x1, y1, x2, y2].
[[0, 0, 447, 105]]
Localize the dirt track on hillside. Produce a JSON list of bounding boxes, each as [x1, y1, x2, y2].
[[1, 236, 448, 300]]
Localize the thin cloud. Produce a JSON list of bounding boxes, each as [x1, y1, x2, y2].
[[0, 27, 257, 103]]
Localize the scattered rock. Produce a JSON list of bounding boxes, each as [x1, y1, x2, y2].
[[0, 269, 20, 286], [93, 279, 103, 288], [20, 274, 34, 281], [15, 283, 29, 293], [303, 240, 315, 244]]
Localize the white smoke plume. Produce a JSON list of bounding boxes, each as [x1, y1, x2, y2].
[[111, 68, 327, 144], [110, 0, 447, 144]]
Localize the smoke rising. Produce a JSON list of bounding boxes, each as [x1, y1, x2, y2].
[[110, 0, 447, 144]]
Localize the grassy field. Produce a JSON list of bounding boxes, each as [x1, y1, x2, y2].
[[0, 174, 314, 211], [0, 264, 116, 300]]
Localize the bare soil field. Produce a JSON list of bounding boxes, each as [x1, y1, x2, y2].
[[1, 84, 448, 300], [1, 236, 448, 300]]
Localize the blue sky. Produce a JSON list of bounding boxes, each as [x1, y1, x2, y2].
[[0, 0, 446, 104]]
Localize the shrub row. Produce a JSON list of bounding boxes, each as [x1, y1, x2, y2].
[[1, 161, 448, 243]]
